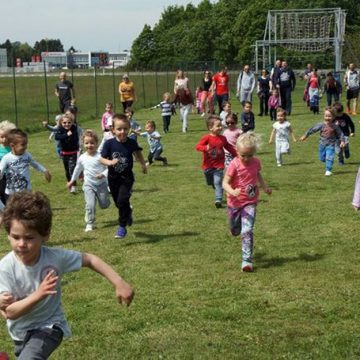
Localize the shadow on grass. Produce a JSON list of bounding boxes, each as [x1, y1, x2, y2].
[[101, 219, 153, 228], [124, 231, 199, 245], [50, 236, 96, 246], [133, 187, 160, 193], [52, 207, 67, 212], [284, 161, 313, 166], [256, 252, 325, 269]]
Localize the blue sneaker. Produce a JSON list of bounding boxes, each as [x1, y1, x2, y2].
[[115, 226, 127, 239]]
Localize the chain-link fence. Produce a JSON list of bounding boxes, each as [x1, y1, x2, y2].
[[0, 62, 245, 131]]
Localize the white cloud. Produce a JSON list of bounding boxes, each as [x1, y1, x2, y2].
[[1, 0, 203, 51]]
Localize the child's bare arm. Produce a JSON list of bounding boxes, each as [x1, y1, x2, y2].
[[82, 253, 134, 306], [134, 150, 147, 174], [222, 174, 241, 197], [268, 129, 276, 144], [4, 271, 58, 320], [289, 126, 297, 142], [100, 156, 118, 167], [258, 172, 272, 195]]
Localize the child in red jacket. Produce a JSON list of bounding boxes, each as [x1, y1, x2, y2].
[[195, 115, 237, 208]]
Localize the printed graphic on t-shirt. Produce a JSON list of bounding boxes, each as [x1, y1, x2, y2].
[[112, 152, 129, 173], [245, 184, 257, 198]]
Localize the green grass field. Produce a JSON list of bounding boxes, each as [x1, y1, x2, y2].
[[0, 81, 360, 359]]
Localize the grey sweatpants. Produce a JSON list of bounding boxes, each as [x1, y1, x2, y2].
[[84, 182, 110, 225]]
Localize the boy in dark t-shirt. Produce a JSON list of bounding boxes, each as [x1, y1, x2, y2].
[[100, 114, 147, 239], [333, 102, 355, 164], [55, 72, 75, 113]]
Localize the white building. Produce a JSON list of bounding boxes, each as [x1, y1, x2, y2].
[[108, 51, 130, 67], [0, 48, 7, 69]]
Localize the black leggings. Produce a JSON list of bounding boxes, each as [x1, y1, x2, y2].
[[62, 153, 77, 183]]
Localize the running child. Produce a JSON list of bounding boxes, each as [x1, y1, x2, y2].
[[140, 120, 168, 166], [220, 101, 231, 126], [55, 113, 80, 193], [0, 191, 134, 359], [0, 121, 16, 205], [299, 107, 345, 176], [100, 114, 147, 239], [241, 101, 255, 132], [151, 92, 175, 133], [125, 107, 141, 141], [0, 129, 51, 201], [332, 102, 355, 165], [195, 115, 237, 208], [268, 108, 297, 167], [223, 132, 272, 272], [101, 102, 114, 132], [67, 130, 110, 232], [268, 89, 281, 121], [222, 112, 242, 167]]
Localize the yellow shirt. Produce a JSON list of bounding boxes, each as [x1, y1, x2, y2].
[[119, 81, 135, 102]]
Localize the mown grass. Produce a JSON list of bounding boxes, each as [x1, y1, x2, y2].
[[0, 81, 360, 359]]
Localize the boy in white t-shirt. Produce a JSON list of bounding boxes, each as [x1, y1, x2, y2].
[[0, 191, 134, 359], [268, 108, 297, 166]]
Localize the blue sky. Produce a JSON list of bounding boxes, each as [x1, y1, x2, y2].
[[2, 0, 203, 52]]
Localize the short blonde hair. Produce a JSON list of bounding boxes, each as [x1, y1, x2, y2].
[[0, 120, 16, 134], [82, 129, 99, 145], [236, 131, 261, 152]]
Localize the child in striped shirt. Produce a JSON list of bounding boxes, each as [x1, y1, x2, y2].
[[151, 92, 175, 133]]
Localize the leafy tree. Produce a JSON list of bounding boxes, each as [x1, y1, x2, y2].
[[129, 25, 156, 69]]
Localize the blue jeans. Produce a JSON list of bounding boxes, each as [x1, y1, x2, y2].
[[204, 168, 223, 202], [280, 86, 292, 114], [319, 144, 335, 171]]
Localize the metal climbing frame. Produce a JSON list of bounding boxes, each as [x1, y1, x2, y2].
[[254, 8, 346, 72]]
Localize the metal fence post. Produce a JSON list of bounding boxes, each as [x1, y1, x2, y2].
[[11, 50, 18, 127], [112, 62, 116, 112], [43, 61, 50, 120], [142, 71, 146, 108], [94, 66, 98, 118]]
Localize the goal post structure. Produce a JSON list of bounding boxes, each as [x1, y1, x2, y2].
[[254, 8, 346, 73]]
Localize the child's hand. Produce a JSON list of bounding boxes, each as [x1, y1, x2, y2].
[[109, 158, 119, 166], [339, 141, 345, 148], [141, 164, 147, 174], [299, 135, 306, 142], [42, 121, 48, 128], [67, 130, 72, 136], [230, 188, 241, 197], [264, 187, 272, 195], [66, 181, 74, 189], [37, 271, 58, 300], [0, 292, 15, 311], [95, 174, 105, 179], [268, 140, 273, 145], [44, 170, 52, 183], [115, 282, 134, 306]]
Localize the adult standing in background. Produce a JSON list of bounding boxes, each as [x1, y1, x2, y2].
[[270, 59, 282, 90], [344, 63, 360, 115], [257, 69, 270, 116], [276, 60, 296, 115], [200, 70, 214, 116], [211, 66, 229, 113], [55, 72, 75, 113], [119, 74, 136, 113], [236, 64, 256, 105], [174, 69, 189, 94], [304, 63, 313, 81]]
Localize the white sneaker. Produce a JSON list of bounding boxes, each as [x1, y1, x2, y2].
[[70, 185, 76, 194], [277, 163, 282, 167], [201, 112, 205, 117], [85, 224, 93, 232], [325, 170, 332, 176]]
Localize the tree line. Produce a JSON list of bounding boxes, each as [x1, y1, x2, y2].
[[0, 39, 72, 66], [129, 0, 360, 70]]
